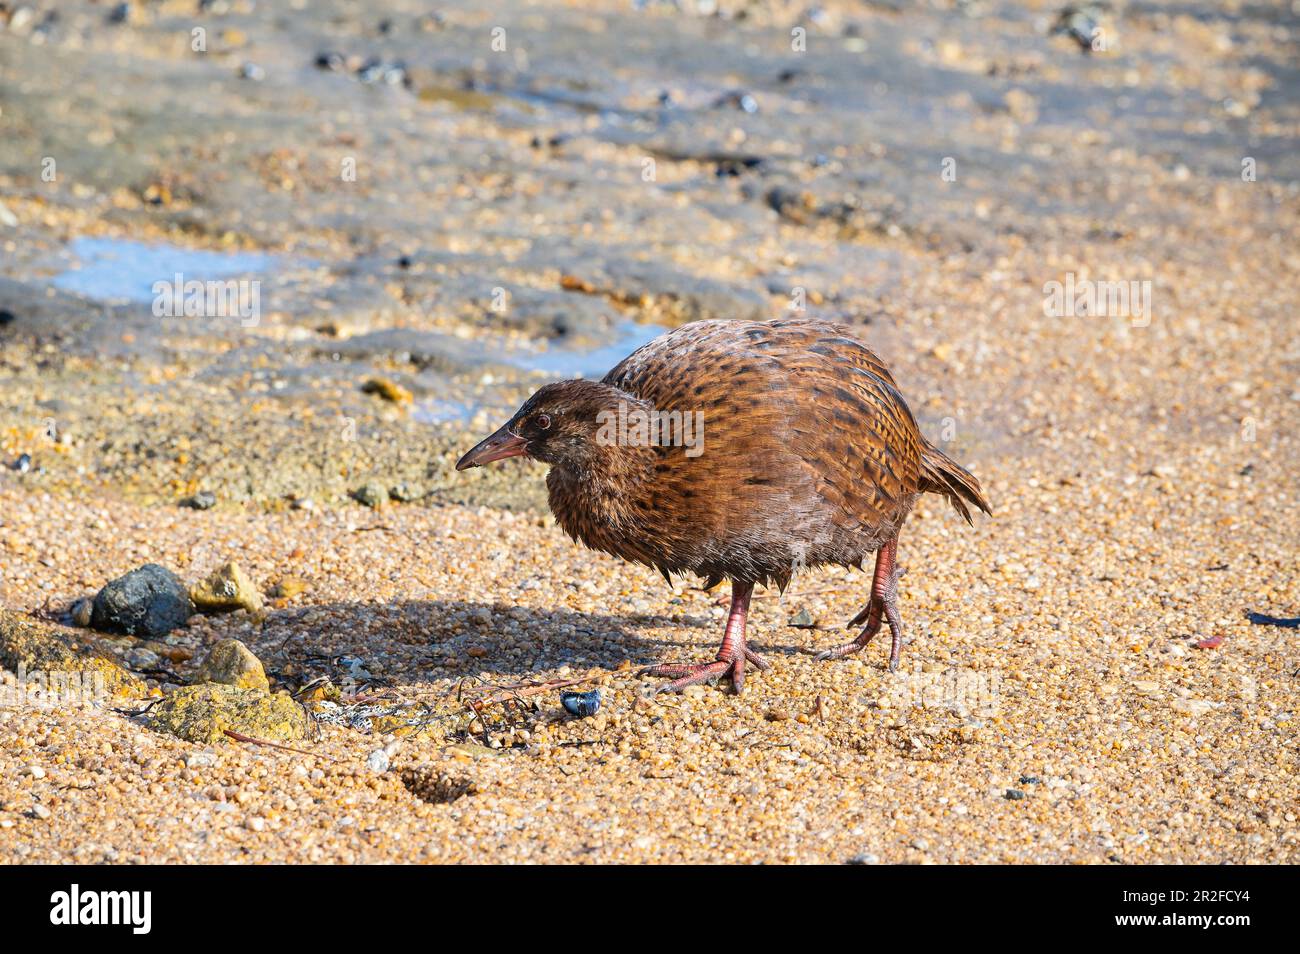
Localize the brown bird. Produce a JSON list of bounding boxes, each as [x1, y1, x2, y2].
[[457, 317, 990, 693]]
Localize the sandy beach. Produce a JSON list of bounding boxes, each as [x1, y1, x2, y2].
[[1, 0, 1296, 863]]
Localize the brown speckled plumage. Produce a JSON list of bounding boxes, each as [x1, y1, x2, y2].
[[458, 317, 990, 692]]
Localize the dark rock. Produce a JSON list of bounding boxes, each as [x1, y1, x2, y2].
[[315, 51, 346, 72], [91, 564, 194, 638], [1004, 788, 1026, 800], [181, 490, 217, 510], [0, 309, 15, 326], [1051, 4, 1107, 53]]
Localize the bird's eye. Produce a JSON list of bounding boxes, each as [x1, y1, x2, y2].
[[535, 414, 552, 431]]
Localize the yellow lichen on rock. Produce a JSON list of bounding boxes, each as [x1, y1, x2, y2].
[[190, 561, 264, 615], [0, 609, 144, 700], [193, 638, 270, 691], [146, 684, 306, 744]]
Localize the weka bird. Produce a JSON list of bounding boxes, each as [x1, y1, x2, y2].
[[457, 317, 990, 693]]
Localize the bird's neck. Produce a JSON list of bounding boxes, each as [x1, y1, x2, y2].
[[546, 443, 656, 539]]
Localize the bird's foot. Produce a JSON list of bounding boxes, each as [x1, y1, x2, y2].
[[640, 647, 770, 695], [816, 537, 905, 670], [815, 618, 903, 671]]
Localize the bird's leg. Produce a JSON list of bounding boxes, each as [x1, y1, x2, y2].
[[817, 535, 905, 671], [640, 581, 769, 694]]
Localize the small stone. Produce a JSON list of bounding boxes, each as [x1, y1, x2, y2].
[[362, 377, 412, 403], [184, 750, 219, 768], [466, 645, 488, 658], [270, 577, 308, 600], [181, 491, 217, 510], [365, 749, 391, 773], [389, 482, 421, 503], [765, 708, 792, 722], [194, 638, 270, 691], [1005, 788, 1026, 800], [23, 765, 46, 779], [126, 646, 161, 670], [30, 804, 52, 820], [190, 562, 264, 615], [91, 564, 194, 638], [789, 608, 816, 628], [846, 853, 879, 865], [71, 598, 93, 628], [352, 482, 387, 508]]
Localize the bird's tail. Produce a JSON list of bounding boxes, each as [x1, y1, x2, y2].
[[919, 441, 991, 525]]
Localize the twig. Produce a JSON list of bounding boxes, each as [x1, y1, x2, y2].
[[112, 698, 164, 717], [465, 676, 589, 710]]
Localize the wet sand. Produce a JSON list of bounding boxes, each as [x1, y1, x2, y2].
[[1, 0, 1297, 863]]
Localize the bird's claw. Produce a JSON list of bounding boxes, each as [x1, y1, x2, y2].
[[640, 647, 770, 695]]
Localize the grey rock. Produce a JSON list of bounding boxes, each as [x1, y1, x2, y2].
[[181, 490, 217, 510], [352, 482, 387, 508]]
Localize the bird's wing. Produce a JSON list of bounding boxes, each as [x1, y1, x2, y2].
[[605, 318, 922, 536], [759, 318, 924, 533]]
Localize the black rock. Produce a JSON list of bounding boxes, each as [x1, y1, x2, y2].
[[1004, 788, 1026, 800], [91, 564, 194, 638], [181, 490, 217, 510], [1051, 4, 1106, 53], [315, 51, 346, 72], [0, 309, 15, 327]]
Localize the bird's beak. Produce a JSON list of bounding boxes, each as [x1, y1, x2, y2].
[[456, 424, 529, 470]]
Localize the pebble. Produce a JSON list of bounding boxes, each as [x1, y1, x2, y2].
[[352, 482, 387, 509], [181, 491, 217, 510]]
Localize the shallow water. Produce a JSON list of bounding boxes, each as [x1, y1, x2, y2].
[[52, 238, 278, 303], [508, 319, 669, 379]]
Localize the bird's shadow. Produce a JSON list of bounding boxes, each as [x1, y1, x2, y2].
[[249, 597, 821, 688]]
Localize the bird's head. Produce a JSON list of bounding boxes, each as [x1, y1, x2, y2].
[[456, 379, 642, 475]]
